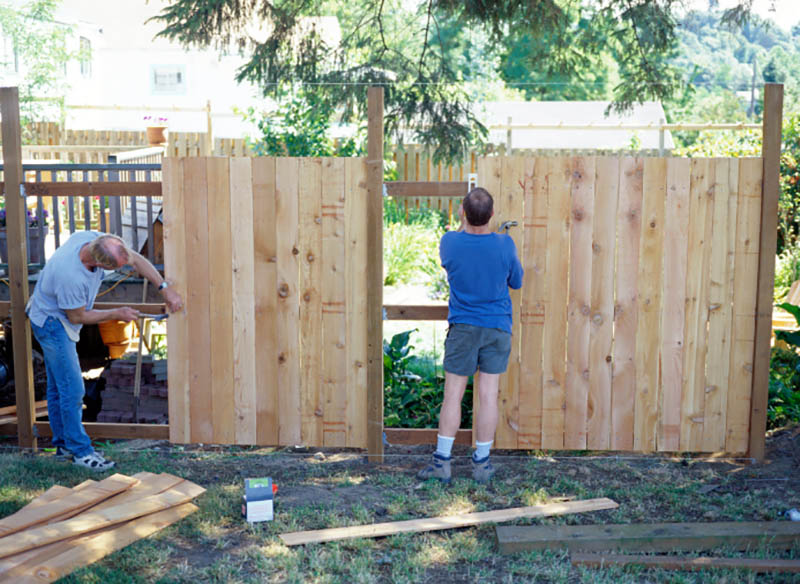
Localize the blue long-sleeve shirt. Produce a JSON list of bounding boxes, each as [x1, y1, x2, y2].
[[439, 231, 524, 334]]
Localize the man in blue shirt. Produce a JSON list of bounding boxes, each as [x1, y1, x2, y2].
[[417, 187, 523, 484]]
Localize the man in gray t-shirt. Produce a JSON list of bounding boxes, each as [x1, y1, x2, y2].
[[27, 231, 183, 471]]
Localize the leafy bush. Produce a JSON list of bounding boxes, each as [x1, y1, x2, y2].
[[383, 329, 472, 429], [774, 244, 800, 301], [383, 199, 445, 287], [769, 302, 800, 428]]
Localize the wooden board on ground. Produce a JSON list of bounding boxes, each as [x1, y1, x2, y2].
[[571, 552, 800, 574], [280, 498, 618, 546], [496, 521, 800, 554], [0, 475, 138, 538]]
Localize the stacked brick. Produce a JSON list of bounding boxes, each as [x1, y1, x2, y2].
[[97, 358, 169, 424]]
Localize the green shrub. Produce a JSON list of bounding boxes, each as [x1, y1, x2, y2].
[[383, 200, 445, 287], [774, 244, 800, 301], [383, 329, 472, 429], [769, 302, 800, 428]]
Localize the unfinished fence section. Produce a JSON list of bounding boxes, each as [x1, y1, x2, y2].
[[162, 157, 369, 447], [479, 155, 764, 453]]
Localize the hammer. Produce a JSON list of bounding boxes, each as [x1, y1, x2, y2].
[[498, 220, 518, 233]]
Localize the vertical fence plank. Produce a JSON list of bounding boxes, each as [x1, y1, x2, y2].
[[659, 158, 690, 451], [634, 158, 666, 452], [681, 158, 715, 451], [298, 158, 324, 446], [541, 157, 571, 449], [611, 157, 643, 451], [565, 157, 595, 450], [474, 156, 503, 442], [322, 158, 348, 447], [183, 158, 212, 443], [496, 155, 524, 449], [252, 157, 279, 445], [346, 157, 369, 448], [727, 157, 763, 453], [162, 158, 189, 443], [587, 157, 618, 450], [276, 157, 302, 445], [207, 158, 235, 444], [702, 158, 737, 451], [230, 157, 257, 445], [519, 157, 546, 449]]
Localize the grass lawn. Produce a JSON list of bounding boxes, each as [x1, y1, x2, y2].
[[1, 428, 799, 583]]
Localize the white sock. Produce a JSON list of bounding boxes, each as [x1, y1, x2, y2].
[[435, 434, 455, 458], [473, 440, 493, 461]]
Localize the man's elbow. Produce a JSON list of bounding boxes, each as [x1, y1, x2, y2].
[[65, 313, 84, 325]]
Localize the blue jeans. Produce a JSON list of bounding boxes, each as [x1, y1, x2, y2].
[[31, 316, 93, 457]]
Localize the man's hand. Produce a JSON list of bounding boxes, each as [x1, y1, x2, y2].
[[161, 287, 183, 313], [115, 306, 141, 322]]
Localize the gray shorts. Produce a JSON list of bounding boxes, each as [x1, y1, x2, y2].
[[443, 323, 512, 376]]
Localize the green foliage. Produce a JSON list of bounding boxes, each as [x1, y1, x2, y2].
[[383, 199, 444, 287], [239, 89, 363, 157], [383, 329, 471, 428], [770, 303, 800, 428], [0, 0, 81, 130], [774, 244, 800, 302]]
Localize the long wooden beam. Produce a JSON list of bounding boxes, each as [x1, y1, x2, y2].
[[496, 521, 800, 555], [366, 87, 384, 462], [281, 498, 618, 546], [0, 301, 166, 319], [384, 428, 471, 445], [32, 422, 169, 440], [384, 304, 448, 320], [0, 182, 162, 198], [571, 552, 800, 574], [1, 87, 37, 450], [385, 181, 469, 198], [749, 83, 784, 461]]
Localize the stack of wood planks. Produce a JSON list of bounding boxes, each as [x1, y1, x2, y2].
[[0, 472, 205, 583]]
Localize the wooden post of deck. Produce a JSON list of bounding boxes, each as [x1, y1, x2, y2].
[[1, 87, 37, 449], [749, 83, 783, 461], [366, 87, 384, 462]]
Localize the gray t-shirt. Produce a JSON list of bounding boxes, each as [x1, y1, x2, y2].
[[27, 231, 104, 341]]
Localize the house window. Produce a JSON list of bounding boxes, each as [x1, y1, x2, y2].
[[150, 64, 187, 95], [79, 37, 91, 78]]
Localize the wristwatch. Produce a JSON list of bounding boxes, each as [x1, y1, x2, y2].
[[158, 281, 169, 291]]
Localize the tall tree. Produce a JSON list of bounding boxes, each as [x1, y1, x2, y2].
[[151, 0, 755, 162]]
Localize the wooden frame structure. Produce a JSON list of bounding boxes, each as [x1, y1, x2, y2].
[[0, 84, 784, 460]]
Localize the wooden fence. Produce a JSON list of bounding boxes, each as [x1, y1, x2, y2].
[[480, 156, 764, 453], [162, 157, 370, 446]]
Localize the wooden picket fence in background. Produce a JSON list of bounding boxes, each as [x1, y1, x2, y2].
[[162, 157, 369, 447], [481, 156, 763, 453]]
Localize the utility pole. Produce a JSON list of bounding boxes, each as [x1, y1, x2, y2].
[[748, 56, 758, 119]]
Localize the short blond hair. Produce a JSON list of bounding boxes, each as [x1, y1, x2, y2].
[[87, 234, 131, 269]]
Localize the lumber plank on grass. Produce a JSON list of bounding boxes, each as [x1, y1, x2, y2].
[[496, 521, 800, 555], [1, 503, 198, 583], [280, 498, 619, 546], [0, 475, 138, 539], [0, 481, 205, 559], [20, 487, 73, 512], [571, 552, 800, 573]]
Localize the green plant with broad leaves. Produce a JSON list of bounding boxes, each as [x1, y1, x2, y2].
[[769, 302, 800, 428], [383, 329, 471, 428]]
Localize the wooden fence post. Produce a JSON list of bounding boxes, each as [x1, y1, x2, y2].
[[367, 87, 384, 461], [749, 83, 783, 461], [0, 87, 37, 449]]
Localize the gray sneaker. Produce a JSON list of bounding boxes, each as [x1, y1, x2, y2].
[[471, 455, 496, 484], [416, 453, 451, 483]]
